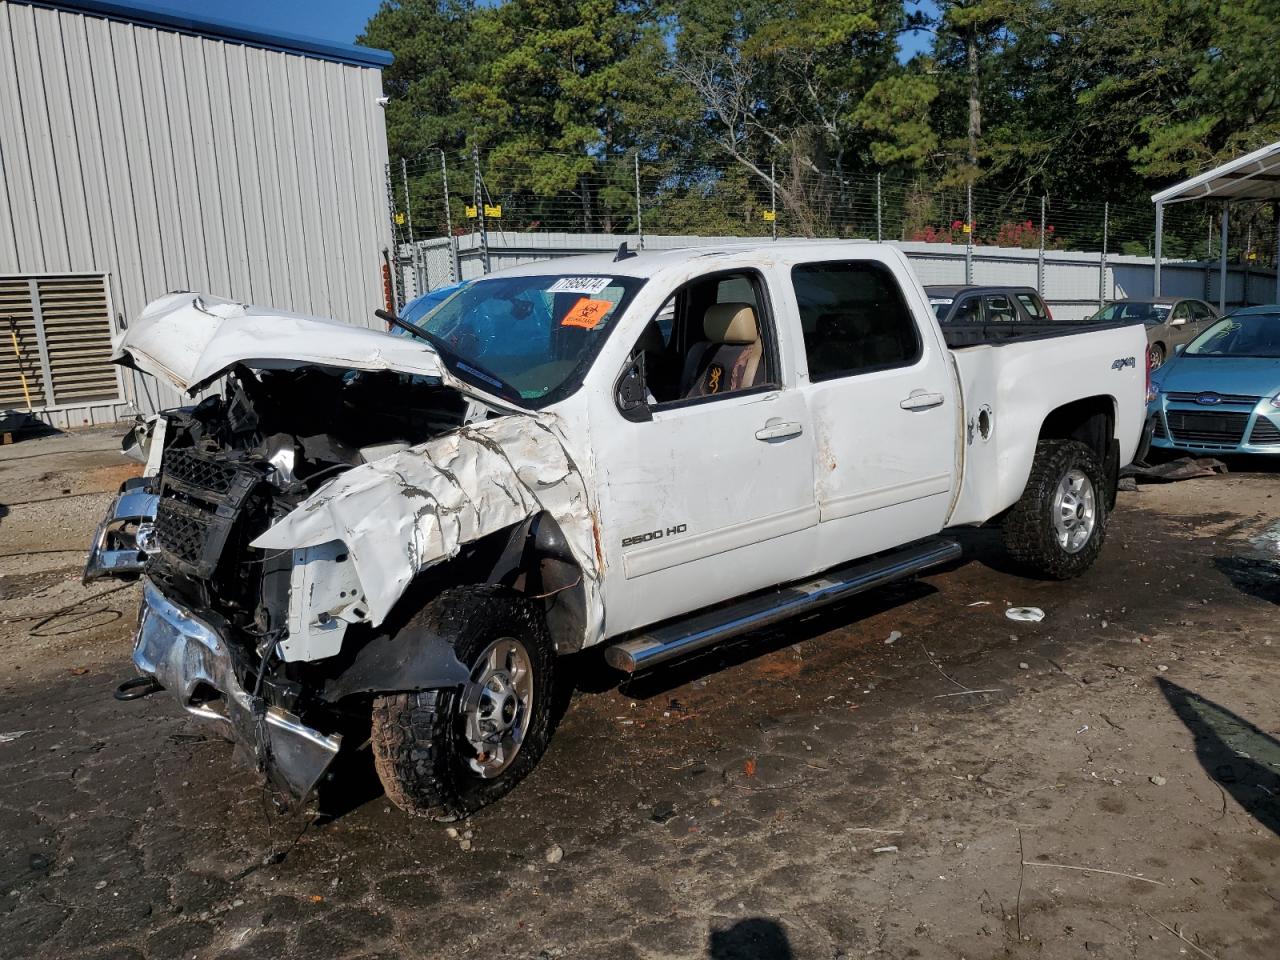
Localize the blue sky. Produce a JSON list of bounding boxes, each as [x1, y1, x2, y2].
[[161, 0, 935, 60], [162, 0, 383, 44]]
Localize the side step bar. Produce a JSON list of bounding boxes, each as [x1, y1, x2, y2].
[[605, 537, 961, 674]]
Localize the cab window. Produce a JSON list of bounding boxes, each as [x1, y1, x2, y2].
[[983, 294, 1017, 322], [792, 261, 921, 381], [624, 271, 778, 407]]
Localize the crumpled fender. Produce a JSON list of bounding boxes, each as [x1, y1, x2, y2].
[[251, 415, 602, 643]]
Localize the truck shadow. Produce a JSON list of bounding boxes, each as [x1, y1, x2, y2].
[[1157, 678, 1280, 837]]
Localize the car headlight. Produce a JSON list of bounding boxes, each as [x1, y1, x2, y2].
[[1271, 392, 1280, 409]]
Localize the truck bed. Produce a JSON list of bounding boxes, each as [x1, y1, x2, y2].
[[941, 320, 1141, 349]]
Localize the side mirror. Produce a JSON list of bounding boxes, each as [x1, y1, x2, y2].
[[1174, 344, 1185, 355], [615, 355, 652, 422], [1169, 316, 1186, 327]]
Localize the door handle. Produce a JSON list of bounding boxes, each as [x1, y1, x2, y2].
[[900, 391, 945, 411], [755, 419, 804, 441]]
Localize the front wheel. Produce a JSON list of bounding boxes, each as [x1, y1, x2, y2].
[[1002, 439, 1108, 579], [370, 585, 557, 820], [1149, 342, 1166, 369]]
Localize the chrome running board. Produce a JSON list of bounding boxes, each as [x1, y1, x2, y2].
[[605, 537, 961, 674]]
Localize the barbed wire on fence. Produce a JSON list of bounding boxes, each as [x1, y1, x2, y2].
[[387, 148, 1278, 272]]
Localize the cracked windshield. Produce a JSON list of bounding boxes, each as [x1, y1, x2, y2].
[[401, 274, 645, 403]]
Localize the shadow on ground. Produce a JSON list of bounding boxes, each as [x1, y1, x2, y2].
[[708, 918, 793, 960], [1212, 555, 1280, 605], [1158, 678, 1280, 837]]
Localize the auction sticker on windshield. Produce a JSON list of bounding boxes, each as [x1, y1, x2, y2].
[[561, 297, 615, 329], [548, 276, 614, 295]]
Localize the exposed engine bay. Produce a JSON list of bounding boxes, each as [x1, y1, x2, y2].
[[145, 365, 471, 641]]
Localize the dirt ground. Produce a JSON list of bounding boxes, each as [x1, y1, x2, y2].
[[1, 428, 1278, 960]]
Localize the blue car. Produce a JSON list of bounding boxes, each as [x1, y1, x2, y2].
[[1147, 307, 1280, 455]]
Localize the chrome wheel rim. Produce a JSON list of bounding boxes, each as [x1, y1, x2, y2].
[[462, 637, 534, 778], [1052, 468, 1096, 554], [1149, 345, 1164, 369]]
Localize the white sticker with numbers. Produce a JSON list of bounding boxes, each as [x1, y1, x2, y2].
[[547, 276, 613, 295]]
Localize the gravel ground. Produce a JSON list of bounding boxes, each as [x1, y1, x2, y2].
[[1, 430, 1278, 960]]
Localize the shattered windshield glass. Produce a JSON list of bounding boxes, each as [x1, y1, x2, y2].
[[408, 274, 645, 404]]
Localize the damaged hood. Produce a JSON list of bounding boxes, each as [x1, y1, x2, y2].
[[251, 415, 599, 628], [115, 293, 447, 393]]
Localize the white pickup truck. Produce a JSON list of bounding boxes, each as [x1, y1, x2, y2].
[[86, 241, 1147, 819]]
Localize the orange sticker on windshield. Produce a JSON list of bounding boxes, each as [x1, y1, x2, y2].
[[561, 297, 613, 329]]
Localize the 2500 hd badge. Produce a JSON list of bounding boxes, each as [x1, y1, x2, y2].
[[621, 523, 688, 548]]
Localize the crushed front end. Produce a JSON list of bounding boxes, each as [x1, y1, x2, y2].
[[98, 364, 472, 801]]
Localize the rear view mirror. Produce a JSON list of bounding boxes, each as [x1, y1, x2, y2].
[[615, 356, 652, 423]]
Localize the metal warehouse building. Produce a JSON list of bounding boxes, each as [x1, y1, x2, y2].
[[0, 0, 394, 428]]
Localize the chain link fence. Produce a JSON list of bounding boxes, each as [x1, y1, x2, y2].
[[386, 149, 1280, 310]]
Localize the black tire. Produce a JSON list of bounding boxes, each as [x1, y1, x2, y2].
[[370, 585, 556, 820], [1002, 439, 1108, 579], [1149, 342, 1166, 369]]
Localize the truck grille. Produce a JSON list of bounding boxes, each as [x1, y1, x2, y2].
[[1165, 410, 1250, 446], [1250, 417, 1280, 445], [163, 448, 241, 495], [153, 448, 266, 579]]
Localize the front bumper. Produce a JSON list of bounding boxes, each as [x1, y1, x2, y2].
[[131, 580, 341, 799]]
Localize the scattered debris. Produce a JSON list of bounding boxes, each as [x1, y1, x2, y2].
[[545, 844, 564, 865], [0, 731, 33, 743], [1123, 456, 1228, 483], [1019, 662, 1030, 670], [651, 801, 676, 824], [1150, 775, 1167, 786], [1157, 664, 1169, 672], [1020, 860, 1165, 885], [743, 758, 757, 778], [885, 630, 902, 645], [873, 846, 899, 854], [1076, 725, 1090, 734], [967, 600, 991, 607], [1139, 910, 1221, 960], [1006, 607, 1045, 623]]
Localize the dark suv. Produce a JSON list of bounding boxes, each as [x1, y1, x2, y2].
[[925, 285, 1053, 324]]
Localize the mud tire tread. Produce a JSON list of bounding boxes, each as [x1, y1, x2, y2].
[[370, 585, 556, 821], [1002, 439, 1108, 580]]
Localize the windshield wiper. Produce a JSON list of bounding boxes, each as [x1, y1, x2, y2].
[[375, 309, 522, 401]]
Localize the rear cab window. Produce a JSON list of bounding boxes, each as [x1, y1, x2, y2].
[[1015, 292, 1047, 319], [792, 261, 922, 381]]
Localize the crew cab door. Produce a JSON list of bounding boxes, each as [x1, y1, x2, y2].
[[786, 256, 959, 572], [591, 269, 817, 636]]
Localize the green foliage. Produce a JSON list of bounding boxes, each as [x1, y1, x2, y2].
[[365, 0, 1279, 256]]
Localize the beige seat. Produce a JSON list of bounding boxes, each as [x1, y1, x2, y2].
[[681, 303, 764, 398]]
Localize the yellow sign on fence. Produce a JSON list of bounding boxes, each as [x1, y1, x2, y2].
[[484, 204, 503, 218], [465, 205, 477, 218], [394, 212, 405, 225], [762, 210, 776, 222]]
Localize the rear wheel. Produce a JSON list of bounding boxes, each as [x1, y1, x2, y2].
[[1003, 439, 1108, 579], [370, 585, 556, 820], [1149, 342, 1166, 369]]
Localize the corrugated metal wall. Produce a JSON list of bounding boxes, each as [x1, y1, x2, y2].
[[0, 1, 393, 425]]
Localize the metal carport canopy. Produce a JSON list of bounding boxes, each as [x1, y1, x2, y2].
[[1151, 140, 1280, 305]]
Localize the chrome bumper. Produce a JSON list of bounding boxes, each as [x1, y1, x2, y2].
[[83, 481, 159, 583], [132, 580, 341, 799]]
